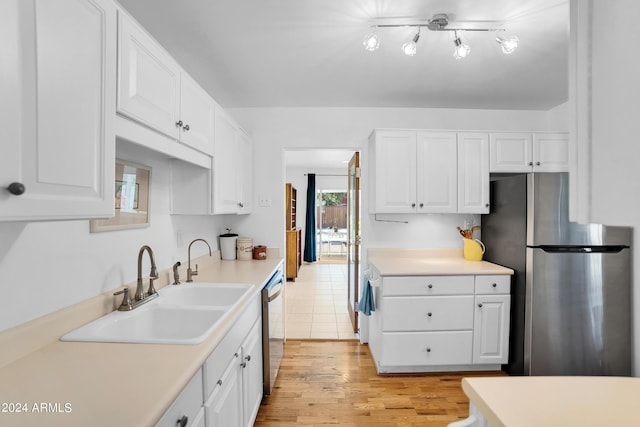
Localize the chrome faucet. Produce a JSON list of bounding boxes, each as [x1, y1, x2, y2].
[[187, 238, 212, 282], [136, 245, 159, 300]]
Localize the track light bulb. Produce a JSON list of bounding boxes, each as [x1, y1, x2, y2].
[[402, 31, 420, 56], [453, 32, 470, 59], [363, 31, 380, 52], [496, 36, 519, 54]]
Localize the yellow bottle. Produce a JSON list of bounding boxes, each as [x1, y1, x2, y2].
[[463, 238, 485, 261]]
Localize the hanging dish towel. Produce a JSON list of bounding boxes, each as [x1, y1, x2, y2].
[[357, 273, 375, 316]]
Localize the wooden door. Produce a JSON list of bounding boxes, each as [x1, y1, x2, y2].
[[347, 152, 360, 333]]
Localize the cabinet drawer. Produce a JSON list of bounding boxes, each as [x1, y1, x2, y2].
[[381, 331, 473, 366], [383, 276, 474, 296], [203, 297, 260, 397], [475, 275, 510, 294], [155, 368, 203, 427], [383, 296, 474, 331]]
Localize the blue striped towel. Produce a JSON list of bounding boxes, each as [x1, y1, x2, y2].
[[357, 274, 375, 316]]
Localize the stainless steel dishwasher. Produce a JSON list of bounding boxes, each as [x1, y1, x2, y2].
[[262, 267, 284, 398]]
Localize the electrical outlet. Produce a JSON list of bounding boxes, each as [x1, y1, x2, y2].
[[258, 197, 271, 207]]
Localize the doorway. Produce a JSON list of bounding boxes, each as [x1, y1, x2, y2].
[[283, 148, 360, 340]]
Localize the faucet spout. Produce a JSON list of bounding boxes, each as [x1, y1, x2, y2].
[[136, 245, 158, 300], [187, 238, 212, 282]]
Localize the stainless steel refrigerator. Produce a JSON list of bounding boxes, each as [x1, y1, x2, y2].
[[482, 173, 631, 376]]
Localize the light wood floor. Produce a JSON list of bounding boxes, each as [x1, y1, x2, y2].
[[255, 340, 504, 427]]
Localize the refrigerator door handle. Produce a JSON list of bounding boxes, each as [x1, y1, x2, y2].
[[532, 245, 628, 254]]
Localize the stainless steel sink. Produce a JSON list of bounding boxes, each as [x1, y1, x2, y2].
[[61, 282, 253, 345]]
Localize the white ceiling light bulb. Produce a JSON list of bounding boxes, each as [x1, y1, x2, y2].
[[496, 36, 519, 54], [453, 31, 470, 59], [402, 30, 420, 56], [363, 30, 380, 52]]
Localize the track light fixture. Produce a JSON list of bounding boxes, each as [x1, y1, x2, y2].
[[363, 13, 518, 59], [453, 31, 470, 59], [496, 36, 519, 54], [402, 29, 420, 56]]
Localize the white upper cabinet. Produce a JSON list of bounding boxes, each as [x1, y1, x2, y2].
[[490, 132, 568, 173], [213, 107, 240, 214], [370, 129, 488, 214], [236, 129, 253, 215], [416, 132, 458, 213], [117, 11, 180, 140], [179, 73, 215, 155], [370, 130, 417, 214], [0, 0, 116, 221], [458, 133, 490, 214], [117, 11, 214, 156]]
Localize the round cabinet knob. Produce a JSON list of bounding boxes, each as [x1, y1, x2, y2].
[[411, 203, 416, 208], [492, 283, 497, 288], [427, 312, 432, 317], [175, 120, 183, 128], [419, 203, 424, 208], [528, 161, 534, 166], [478, 303, 483, 308], [485, 203, 490, 208], [7, 182, 26, 195], [245, 354, 251, 361], [426, 348, 432, 353], [536, 161, 541, 166], [216, 379, 223, 386], [427, 284, 433, 289], [183, 124, 190, 131], [177, 415, 189, 427], [238, 202, 244, 208]]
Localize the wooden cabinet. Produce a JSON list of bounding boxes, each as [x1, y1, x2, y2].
[[368, 273, 510, 373], [369, 129, 488, 214], [285, 183, 301, 280], [489, 132, 569, 173], [1, 0, 116, 221], [117, 10, 214, 156]]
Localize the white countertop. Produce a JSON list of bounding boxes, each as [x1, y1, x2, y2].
[[462, 376, 640, 427], [0, 252, 283, 427], [368, 248, 514, 276]]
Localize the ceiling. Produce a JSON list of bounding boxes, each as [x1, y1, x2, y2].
[[117, 0, 569, 111]]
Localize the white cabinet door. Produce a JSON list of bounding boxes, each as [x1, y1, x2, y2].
[[179, 73, 214, 155], [212, 107, 239, 214], [0, 0, 116, 221], [372, 130, 417, 213], [472, 295, 510, 364], [241, 321, 263, 427], [490, 132, 568, 173], [533, 133, 569, 172], [117, 11, 180, 140], [155, 369, 203, 427], [236, 129, 253, 215], [489, 133, 532, 173], [416, 132, 457, 213], [458, 133, 490, 214], [205, 353, 243, 427]]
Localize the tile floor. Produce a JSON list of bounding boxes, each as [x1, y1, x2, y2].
[[285, 258, 358, 340]]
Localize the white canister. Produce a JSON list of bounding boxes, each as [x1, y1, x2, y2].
[[219, 234, 238, 260], [236, 237, 253, 261]]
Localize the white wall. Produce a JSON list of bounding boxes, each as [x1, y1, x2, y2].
[[227, 106, 565, 270], [0, 140, 229, 332], [588, 1, 640, 374]]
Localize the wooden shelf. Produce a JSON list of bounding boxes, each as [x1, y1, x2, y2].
[[285, 183, 301, 280]]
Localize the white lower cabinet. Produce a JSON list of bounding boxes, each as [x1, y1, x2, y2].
[[156, 295, 262, 427], [369, 273, 511, 373], [155, 369, 204, 427]]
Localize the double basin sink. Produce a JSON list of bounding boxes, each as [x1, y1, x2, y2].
[[61, 283, 252, 345]]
